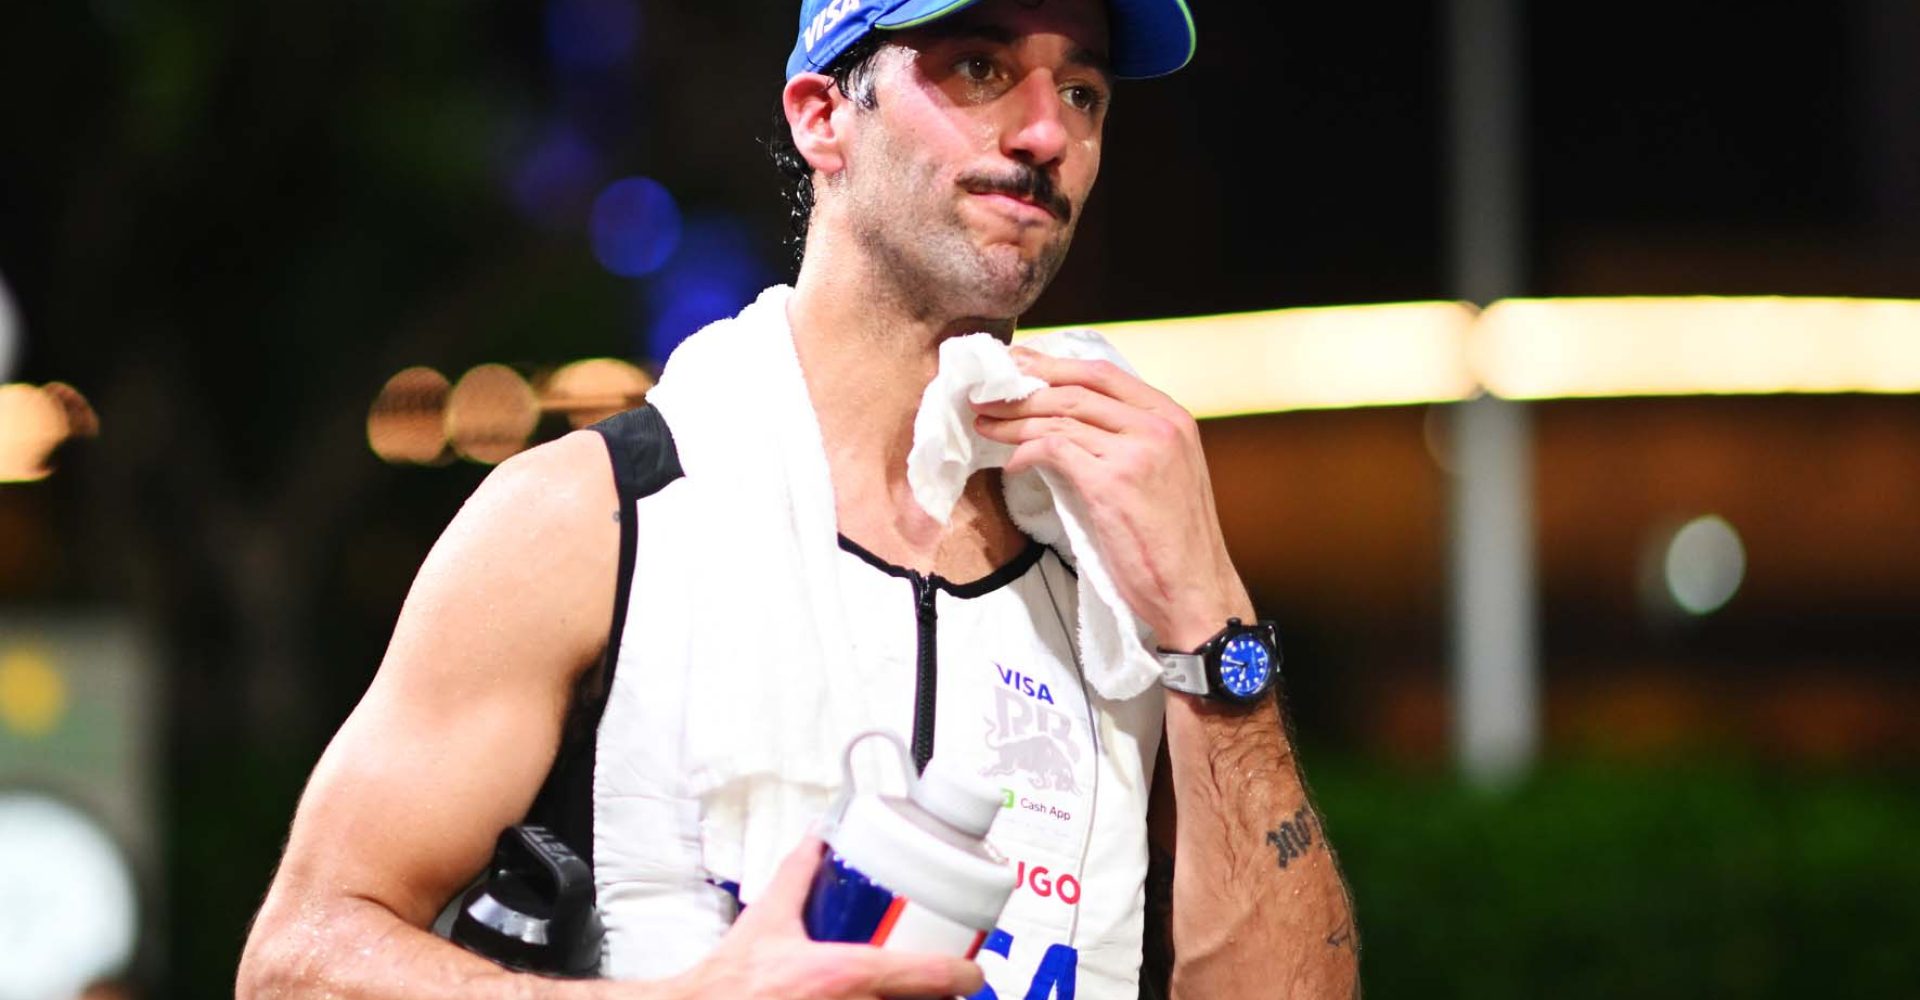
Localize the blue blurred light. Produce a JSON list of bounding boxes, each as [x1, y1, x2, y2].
[[649, 282, 745, 359], [643, 214, 779, 361], [545, 0, 641, 73], [591, 177, 682, 277], [508, 123, 603, 228]]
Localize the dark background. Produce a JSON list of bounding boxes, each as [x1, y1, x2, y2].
[[3, 0, 1918, 996]]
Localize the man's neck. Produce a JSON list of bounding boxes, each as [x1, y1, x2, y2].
[[784, 232, 1026, 577]]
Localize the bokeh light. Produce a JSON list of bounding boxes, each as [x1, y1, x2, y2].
[[506, 123, 604, 229], [590, 177, 681, 277], [0, 793, 139, 1000], [367, 366, 452, 465], [0, 646, 68, 738], [444, 364, 539, 465], [643, 213, 776, 360], [0, 384, 69, 483], [543, 358, 652, 428], [544, 0, 641, 73], [40, 383, 100, 440], [0, 271, 18, 382], [1020, 302, 1478, 419], [1475, 297, 1920, 399], [1663, 514, 1747, 615]]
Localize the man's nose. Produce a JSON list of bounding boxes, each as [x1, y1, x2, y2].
[[1001, 70, 1069, 168]]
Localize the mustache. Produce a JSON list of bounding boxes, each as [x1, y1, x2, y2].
[[959, 166, 1073, 223]]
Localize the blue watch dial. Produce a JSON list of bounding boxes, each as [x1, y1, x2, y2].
[[1217, 633, 1273, 699]]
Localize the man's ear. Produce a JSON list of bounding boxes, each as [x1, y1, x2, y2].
[[783, 72, 847, 177]]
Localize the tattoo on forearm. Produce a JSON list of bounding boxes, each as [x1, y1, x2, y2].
[[1264, 806, 1320, 869]]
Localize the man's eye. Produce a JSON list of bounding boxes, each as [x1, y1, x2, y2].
[[1063, 85, 1104, 112], [957, 55, 995, 82]]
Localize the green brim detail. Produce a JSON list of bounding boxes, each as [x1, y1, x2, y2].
[[1170, 0, 1197, 72], [877, 0, 982, 31], [1119, 0, 1198, 78]]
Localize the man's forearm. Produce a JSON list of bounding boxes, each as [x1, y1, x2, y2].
[[237, 893, 646, 1000], [1160, 692, 1359, 998]]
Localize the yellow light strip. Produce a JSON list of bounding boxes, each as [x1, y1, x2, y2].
[[371, 298, 1920, 451], [1474, 296, 1920, 400], [1021, 301, 1481, 418]]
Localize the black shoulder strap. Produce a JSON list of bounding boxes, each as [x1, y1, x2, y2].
[[524, 406, 683, 866]]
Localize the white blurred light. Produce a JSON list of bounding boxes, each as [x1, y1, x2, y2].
[[0, 792, 139, 1000], [0, 272, 18, 383], [1663, 515, 1746, 615]]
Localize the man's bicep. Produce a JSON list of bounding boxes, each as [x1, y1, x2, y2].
[[270, 433, 620, 928]]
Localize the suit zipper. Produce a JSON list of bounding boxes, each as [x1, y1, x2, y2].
[[910, 571, 939, 774]]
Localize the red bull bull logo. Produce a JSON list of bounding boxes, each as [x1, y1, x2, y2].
[[981, 686, 1083, 794]]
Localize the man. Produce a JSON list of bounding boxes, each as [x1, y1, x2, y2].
[[238, 0, 1358, 997]]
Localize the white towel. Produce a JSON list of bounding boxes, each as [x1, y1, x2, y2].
[[642, 285, 870, 904], [906, 330, 1164, 701], [645, 288, 1157, 905]]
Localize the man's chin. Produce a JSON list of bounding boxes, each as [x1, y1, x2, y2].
[[889, 229, 1070, 317], [961, 254, 1055, 316], [979, 237, 1068, 289]]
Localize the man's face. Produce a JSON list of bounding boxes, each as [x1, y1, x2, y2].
[[827, 0, 1112, 319]]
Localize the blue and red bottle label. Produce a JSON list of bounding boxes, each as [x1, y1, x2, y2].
[[802, 850, 988, 958]]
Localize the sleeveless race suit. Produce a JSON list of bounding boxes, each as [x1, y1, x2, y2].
[[525, 406, 1163, 999]]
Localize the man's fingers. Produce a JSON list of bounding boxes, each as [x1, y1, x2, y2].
[[1008, 347, 1166, 410], [786, 940, 984, 999], [1004, 432, 1101, 481], [742, 835, 826, 926], [975, 413, 1114, 458], [972, 384, 1140, 434], [846, 946, 986, 998]]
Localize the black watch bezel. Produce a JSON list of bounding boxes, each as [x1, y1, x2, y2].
[[1200, 617, 1282, 705]]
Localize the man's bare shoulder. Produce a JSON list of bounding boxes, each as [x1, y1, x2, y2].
[[452, 429, 618, 545], [395, 429, 620, 684]]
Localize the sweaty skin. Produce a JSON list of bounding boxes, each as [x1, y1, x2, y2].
[[237, 0, 1356, 996]]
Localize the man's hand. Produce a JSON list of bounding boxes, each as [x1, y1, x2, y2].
[[976, 349, 1360, 997], [971, 347, 1253, 650], [664, 837, 985, 1000]]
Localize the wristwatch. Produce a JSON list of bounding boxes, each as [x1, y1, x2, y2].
[[1155, 617, 1282, 705]]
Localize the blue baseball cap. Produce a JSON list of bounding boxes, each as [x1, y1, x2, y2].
[[786, 0, 1196, 82]]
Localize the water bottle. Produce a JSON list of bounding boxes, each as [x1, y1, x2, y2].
[[448, 824, 604, 976], [803, 731, 1016, 958]]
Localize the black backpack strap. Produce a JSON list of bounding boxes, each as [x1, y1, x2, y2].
[[524, 406, 683, 866]]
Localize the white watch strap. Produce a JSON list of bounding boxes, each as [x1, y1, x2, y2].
[[1156, 651, 1209, 696]]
